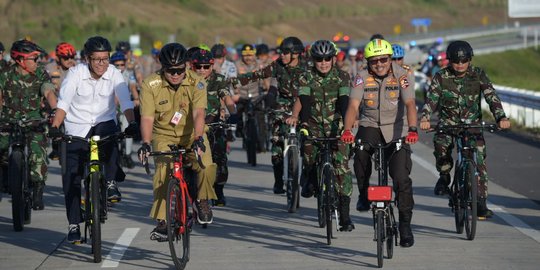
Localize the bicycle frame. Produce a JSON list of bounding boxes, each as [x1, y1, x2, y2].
[[282, 125, 302, 213]]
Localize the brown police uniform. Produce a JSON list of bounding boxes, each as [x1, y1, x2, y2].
[[140, 69, 217, 220]]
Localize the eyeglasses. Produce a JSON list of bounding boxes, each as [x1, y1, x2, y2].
[[313, 56, 333, 62], [24, 57, 39, 62], [368, 57, 390, 65], [114, 63, 125, 68], [279, 49, 292, 55], [165, 67, 186, 75], [90, 57, 110, 64], [194, 64, 211, 70], [451, 58, 470, 64]]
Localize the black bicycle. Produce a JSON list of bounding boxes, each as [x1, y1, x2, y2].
[[352, 138, 403, 268], [282, 125, 302, 213], [1, 118, 47, 231], [57, 132, 125, 263], [432, 121, 498, 241], [242, 94, 266, 166]]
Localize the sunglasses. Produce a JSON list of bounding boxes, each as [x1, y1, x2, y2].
[[451, 58, 470, 64], [194, 64, 211, 70], [279, 49, 292, 55], [165, 67, 186, 75], [313, 56, 333, 62], [60, 56, 75, 60], [24, 57, 39, 62], [393, 57, 403, 61], [368, 57, 390, 65], [115, 63, 125, 68]]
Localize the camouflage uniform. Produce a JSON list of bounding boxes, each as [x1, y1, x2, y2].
[[422, 66, 507, 198], [205, 72, 232, 187], [298, 67, 352, 196], [0, 64, 55, 186]]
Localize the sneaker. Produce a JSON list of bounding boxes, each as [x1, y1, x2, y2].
[[477, 198, 494, 219], [67, 224, 81, 244], [150, 220, 168, 242], [194, 199, 213, 224], [107, 180, 122, 203], [434, 174, 450, 196]]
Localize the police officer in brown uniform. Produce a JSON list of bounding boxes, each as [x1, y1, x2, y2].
[[138, 43, 217, 240]]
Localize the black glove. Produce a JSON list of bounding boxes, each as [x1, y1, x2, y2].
[[137, 143, 151, 160], [227, 114, 240, 125], [48, 126, 63, 139], [191, 136, 206, 153], [124, 121, 139, 137]]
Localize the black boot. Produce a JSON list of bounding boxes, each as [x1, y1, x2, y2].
[[32, 182, 44, 210], [434, 173, 450, 196], [399, 211, 414, 247], [477, 198, 493, 219], [273, 163, 285, 194], [356, 186, 370, 211], [339, 195, 355, 232], [213, 184, 227, 206]]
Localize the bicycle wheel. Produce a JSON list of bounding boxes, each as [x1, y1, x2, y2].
[[386, 209, 394, 259], [375, 210, 385, 268], [167, 178, 190, 270], [323, 166, 334, 245], [9, 151, 25, 231], [286, 148, 299, 213], [464, 161, 477, 240], [89, 172, 102, 263], [453, 165, 465, 234], [246, 118, 257, 166]]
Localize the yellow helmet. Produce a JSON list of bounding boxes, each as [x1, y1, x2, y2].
[[364, 39, 393, 59]]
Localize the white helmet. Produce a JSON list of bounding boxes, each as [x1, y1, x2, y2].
[[348, 48, 358, 56]]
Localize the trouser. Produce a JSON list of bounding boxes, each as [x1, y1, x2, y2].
[[62, 120, 122, 225], [433, 132, 488, 198], [353, 127, 414, 213], [270, 118, 288, 188], [208, 127, 228, 186], [150, 133, 217, 221], [0, 130, 48, 186]]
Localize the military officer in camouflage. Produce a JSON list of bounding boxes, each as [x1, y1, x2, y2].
[[342, 39, 418, 247], [138, 43, 217, 241], [420, 40, 511, 219], [287, 40, 354, 232], [191, 48, 236, 206], [0, 39, 57, 210], [239, 36, 307, 194], [0, 42, 8, 70]]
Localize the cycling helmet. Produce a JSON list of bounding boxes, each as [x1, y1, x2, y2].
[[198, 43, 211, 52], [336, 51, 346, 61], [159, 43, 187, 68], [446, 40, 473, 62], [255, 44, 270, 56], [364, 39, 393, 59], [241, 44, 256, 56], [186, 46, 200, 61], [111, 51, 127, 63], [116, 41, 131, 53], [84, 36, 112, 54], [191, 48, 214, 65], [348, 48, 358, 57], [10, 39, 41, 60], [436, 52, 447, 61], [211, 44, 227, 58], [0, 42, 5, 53], [151, 48, 160, 56], [279, 36, 304, 54], [56, 42, 76, 58], [391, 44, 405, 59], [310, 40, 337, 58]]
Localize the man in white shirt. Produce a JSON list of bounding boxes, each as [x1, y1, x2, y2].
[[50, 36, 138, 244]]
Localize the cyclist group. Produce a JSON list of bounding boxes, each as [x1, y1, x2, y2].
[[0, 34, 510, 251]]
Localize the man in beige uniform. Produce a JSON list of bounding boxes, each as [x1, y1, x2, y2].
[[138, 43, 217, 240]]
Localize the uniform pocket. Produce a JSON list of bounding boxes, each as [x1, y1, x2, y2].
[[363, 91, 378, 108]]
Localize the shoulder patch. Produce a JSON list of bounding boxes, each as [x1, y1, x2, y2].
[[149, 78, 161, 88], [353, 75, 363, 87], [399, 75, 409, 89]]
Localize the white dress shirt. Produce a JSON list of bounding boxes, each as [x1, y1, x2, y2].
[[57, 63, 134, 137]]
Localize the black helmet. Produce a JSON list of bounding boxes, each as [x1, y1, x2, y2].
[[84, 36, 112, 55], [279, 36, 304, 54], [159, 43, 187, 67], [186, 46, 200, 61], [211, 44, 227, 58], [255, 44, 269, 56], [10, 39, 41, 60], [0, 42, 4, 53], [310, 40, 337, 58], [446, 40, 473, 62], [116, 41, 131, 53], [191, 49, 214, 65]]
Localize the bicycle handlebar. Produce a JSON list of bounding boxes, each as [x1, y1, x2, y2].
[[207, 121, 235, 129], [53, 132, 126, 144], [428, 122, 499, 134], [143, 145, 205, 175]]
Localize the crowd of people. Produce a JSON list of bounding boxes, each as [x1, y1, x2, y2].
[[0, 33, 510, 249]]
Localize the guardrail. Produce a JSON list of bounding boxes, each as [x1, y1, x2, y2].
[[484, 85, 540, 128]]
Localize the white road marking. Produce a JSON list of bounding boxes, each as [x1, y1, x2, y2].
[[102, 228, 140, 268], [411, 153, 540, 244]]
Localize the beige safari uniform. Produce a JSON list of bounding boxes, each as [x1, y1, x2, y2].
[[140, 69, 217, 220], [349, 62, 415, 142]]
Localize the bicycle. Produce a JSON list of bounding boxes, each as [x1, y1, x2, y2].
[[352, 138, 404, 268], [1, 118, 47, 231], [302, 133, 340, 245], [431, 121, 498, 241], [282, 124, 302, 213], [144, 144, 205, 270], [56, 132, 125, 263]]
